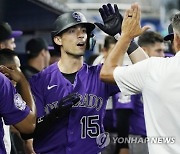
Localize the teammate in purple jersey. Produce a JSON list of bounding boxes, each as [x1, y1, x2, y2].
[[130, 94, 146, 137], [28, 9, 146, 153], [0, 66, 36, 153], [28, 11, 118, 154]]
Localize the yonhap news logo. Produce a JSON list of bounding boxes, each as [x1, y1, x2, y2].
[[96, 132, 110, 148], [113, 136, 175, 144]]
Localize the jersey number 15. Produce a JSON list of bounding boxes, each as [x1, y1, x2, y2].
[[80, 115, 100, 139]]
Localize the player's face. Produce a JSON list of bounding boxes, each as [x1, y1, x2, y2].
[[144, 42, 165, 57], [60, 24, 87, 56], [0, 38, 16, 50]]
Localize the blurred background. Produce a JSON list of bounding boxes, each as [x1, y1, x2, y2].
[[0, 0, 179, 58]]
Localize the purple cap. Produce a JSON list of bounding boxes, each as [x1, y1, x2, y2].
[[11, 30, 23, 38], [0, 22, 23, 42]]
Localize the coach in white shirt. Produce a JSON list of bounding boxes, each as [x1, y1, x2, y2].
[[100, 3, 180, 154]]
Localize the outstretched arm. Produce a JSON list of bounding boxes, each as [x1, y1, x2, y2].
[[95, 3, 148, 64], [100, 3, 149, 83]]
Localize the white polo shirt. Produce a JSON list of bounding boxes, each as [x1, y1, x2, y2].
[[113, 51, 180, 154]]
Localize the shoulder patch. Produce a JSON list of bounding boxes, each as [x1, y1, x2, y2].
[[14, 93, 26, 111]]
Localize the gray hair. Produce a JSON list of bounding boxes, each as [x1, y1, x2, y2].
[[172, 11, 180, 36]]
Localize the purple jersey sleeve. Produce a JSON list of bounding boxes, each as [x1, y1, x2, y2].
[[114, 92, 134, 109], [0, 73, 30, 125], [103, 92, 134, 130]]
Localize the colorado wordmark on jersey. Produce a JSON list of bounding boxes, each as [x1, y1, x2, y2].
[[30, 63, 119, 154]]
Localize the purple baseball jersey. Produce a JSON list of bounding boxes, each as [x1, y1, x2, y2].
[[29, 63, 119, 154], [0, 73, 30, 153], [129, 94, 147, 136], [103, 92, 133, 131]]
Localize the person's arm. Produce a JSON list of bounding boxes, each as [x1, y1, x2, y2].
[[0, 65, 36, 134], [95, 3, 148, 64], [24, 139, 35, 154], [128, 47, 148, 64], [100, 3, 149, 83]]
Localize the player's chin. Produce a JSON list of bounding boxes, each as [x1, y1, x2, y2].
[[75, 52, 85, 57], [67, 51, 84, 57], [76, 49, 86, 56]]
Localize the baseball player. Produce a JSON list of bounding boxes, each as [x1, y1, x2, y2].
[[0, 64, 36, 153], [27, 10, 144, 153], [0, 22, 22, 50], [0, 21, 23, 153]]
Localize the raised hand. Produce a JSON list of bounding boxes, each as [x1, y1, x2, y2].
[[0, 65, 25, 85], [121, 3, 150, 39], [95, 3, 123, 36]]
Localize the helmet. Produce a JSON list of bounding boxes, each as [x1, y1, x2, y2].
[[52, 12, 95, 36], [51, 12, 96, 51]]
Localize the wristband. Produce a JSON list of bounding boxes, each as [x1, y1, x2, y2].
[[127, 41, 139, 55]]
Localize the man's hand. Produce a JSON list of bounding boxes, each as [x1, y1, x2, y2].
[[95, 3, 123, 36], [121, 3, 150, 39], [44, 93, 80, 119], [0, 65, 25, 84]]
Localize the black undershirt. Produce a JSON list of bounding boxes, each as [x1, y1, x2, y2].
[[62, 72, 77, 84]]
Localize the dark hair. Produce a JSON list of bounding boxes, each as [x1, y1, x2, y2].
[[138, 31, 164, 47], [104, 36, 117, 49], [172, 11, 180, 35], [0, 49, 18, 65], [0, 22, 12, 42]]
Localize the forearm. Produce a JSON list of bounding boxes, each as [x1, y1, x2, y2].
[[17, 76, 36, 119], [21, 107, 69, 140], [100, 34, 131, 83], [128, 47, 149, 64]]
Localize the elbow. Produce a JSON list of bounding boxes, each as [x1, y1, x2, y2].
[[100, 68, 115, 83], [100, 69, 108, 82], [14, 111, 36, 134], [24, 124, 36, 134]]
